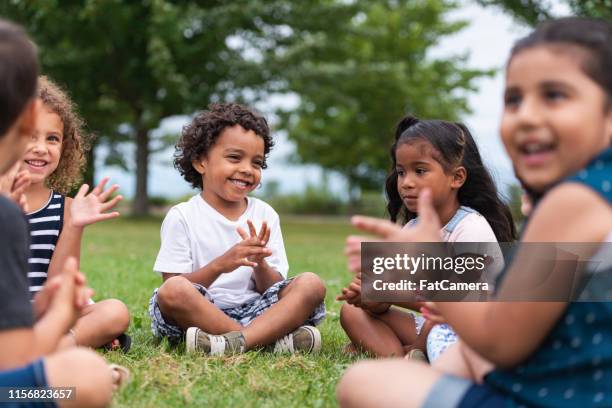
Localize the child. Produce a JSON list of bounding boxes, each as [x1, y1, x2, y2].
[[149, 103, 326, 355], [0, 18, 116, 407], [339, 117, 515, 361], [22, 76, 131, 351], [336, 17, 612, 408]]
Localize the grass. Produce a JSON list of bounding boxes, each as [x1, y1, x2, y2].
[[81, 216, 362, 407]]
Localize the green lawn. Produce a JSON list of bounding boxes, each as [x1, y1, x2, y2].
[[81, 216, 362, 407]]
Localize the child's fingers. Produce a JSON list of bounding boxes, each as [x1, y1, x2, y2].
[[245, 247, 272, 257], [263, 224, 271, 244], [238, 257, 258, 268], [257, 221, 267, 241], [236, 227, 249, 241], [98, 184, 119, 202], [247, 220, 257, 238], [416, 189, 441, 231], [351, 216, 401, 239], [348, 282, 361, 293], [91, 212, 121, 223], [100, 195, 123, 212], [75, 184, 90, 200], [92, 177, 110, 196]]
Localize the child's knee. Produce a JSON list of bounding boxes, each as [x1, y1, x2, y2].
[[103, 299, 130, 333], [294, 272, 326, 303], [336, 361, 371, 406], [47, 348, 113, 408], [156, 276, 193, 311]]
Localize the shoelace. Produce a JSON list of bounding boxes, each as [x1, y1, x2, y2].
[[209, 334, 227, 356], [273, 333, 294, 353]]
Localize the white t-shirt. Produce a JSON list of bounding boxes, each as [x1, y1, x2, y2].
[[154, 194, 289, 309]]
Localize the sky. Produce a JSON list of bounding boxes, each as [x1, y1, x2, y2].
[[95, 0, 568, 200]]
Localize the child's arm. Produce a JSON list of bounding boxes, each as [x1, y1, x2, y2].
[[353, 185, 611, 366], [434, 183, 611, 366], [47, 178, 121, 278], [0, 258, 91, 368]]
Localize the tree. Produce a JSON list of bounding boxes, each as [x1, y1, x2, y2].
[[0, 0, 295, 215], [271, 0, 490, 199], [477, 0, 611, 25]]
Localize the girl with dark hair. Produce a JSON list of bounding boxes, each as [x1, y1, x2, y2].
[[339, 115, 516, 362], [337, 17, 612, 408]]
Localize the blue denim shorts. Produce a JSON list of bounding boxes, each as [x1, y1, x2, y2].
[[423, 375, 507, 408], [0, 358, 57, 408]]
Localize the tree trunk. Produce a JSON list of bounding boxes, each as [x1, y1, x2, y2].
[[84, 145, 95, 187], [132, 127, 149, 216]]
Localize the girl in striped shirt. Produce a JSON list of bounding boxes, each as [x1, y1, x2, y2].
[[22, 76, 131, 352]]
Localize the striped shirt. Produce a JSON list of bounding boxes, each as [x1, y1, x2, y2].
[[27, 191, 64, 297]]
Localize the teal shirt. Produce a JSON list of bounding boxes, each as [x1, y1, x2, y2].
[[485, 148, 612, 408]]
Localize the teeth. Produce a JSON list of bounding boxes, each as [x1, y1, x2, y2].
[[230, 179, 249, 187], [26, 160, 47, 167], [524, 143, 548, 153]]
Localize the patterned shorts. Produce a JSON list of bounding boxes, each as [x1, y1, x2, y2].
[[148, 278, 326, 343]]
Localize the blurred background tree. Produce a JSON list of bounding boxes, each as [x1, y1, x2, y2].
[[2, 0, 493, 214], [271, 0, 489, 201]]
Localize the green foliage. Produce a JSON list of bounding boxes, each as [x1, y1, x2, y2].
[[273, 0, 491, 194], [477, 0, 612, 25]]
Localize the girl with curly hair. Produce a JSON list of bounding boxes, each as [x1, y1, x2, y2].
[[21, 76, 131, 352]]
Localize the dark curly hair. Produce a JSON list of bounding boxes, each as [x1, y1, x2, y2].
[[174, 103, 273, 190], [385, 115, 517, 243]]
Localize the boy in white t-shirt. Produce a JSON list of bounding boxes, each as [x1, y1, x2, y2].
[[148, 103, 326, 355]]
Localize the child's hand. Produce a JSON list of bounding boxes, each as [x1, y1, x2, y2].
[[48, 258, 93, 327], [237, 220, 272, 267], [336, 274, 362, 305], [69, 177, 122, 228], [344, 235, 370, 274], [214, 235, 272, 273], [351, 190, 441, 243], [420, 302, 446, 324], [0, 162, 31, 212]]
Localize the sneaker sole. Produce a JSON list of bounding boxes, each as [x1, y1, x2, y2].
[[303, 325, 322, 353], [185, 327, 198, 353]]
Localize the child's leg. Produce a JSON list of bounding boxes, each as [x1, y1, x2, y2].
[[340, 303, 418, 357], [44, 347, 113, 408], [241, 272, 326, 348], [337, 359, 442, 408], [59, 299, 130, 349], [340, 303, 416, 357], [156, 276, 241, 334]]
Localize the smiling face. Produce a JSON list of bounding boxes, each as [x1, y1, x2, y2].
[[23, 103, 64, 186], [395, 140, 465, 214], [501, 46, 612, 192], [193, 124, 264, 213]]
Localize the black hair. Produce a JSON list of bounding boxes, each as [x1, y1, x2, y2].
[[0, 19, 38, 138], [174, 103, 273, 190], [510, 17, 612, 105], [385, 115, 517, 242]]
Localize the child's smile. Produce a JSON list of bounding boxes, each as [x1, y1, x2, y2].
[[501, 46, 611, 192]]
